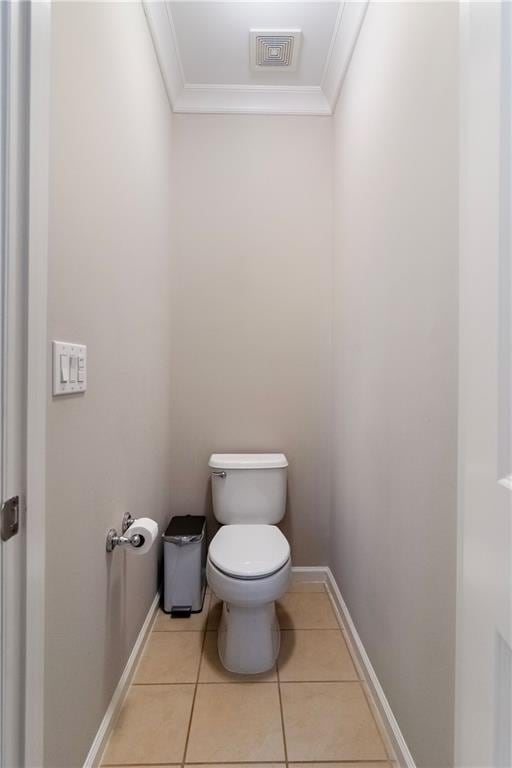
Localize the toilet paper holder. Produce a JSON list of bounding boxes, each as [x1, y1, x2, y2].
[[121, 512, 134, 533], [106, 513, 143, 553]]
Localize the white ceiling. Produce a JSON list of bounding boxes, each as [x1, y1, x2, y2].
[[143, 1, 369, 115], [168, 2, 341, 87]]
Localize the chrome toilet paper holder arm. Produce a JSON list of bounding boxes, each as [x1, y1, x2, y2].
[[106, 513, 142, 553], [121, 512, 134, 533]]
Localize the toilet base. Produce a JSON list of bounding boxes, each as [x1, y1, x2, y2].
[[217, 601, 280, 674]]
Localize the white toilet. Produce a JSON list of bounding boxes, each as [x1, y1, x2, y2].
[[206, 453, 291, 674]]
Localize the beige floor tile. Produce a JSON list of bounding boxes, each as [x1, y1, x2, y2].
[[190, 765, 285, 768], [287, 580, 327, 593], [278, 630, 358, 681], [277, 593, 339, 630], [207, 595, 223, 629], [186, 683, 285, 762], [134, 631, 203, 684], [289, 764, 390, 768], [102, 684, 194, 765], [153, 595, 210, 632], [280, 682, 387, 762], [199, 631, 277, 682]]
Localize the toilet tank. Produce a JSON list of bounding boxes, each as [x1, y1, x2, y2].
[[209, 453, 288, 525]]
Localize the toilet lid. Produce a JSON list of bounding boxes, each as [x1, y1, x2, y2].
[[209, 525, 290, 579]]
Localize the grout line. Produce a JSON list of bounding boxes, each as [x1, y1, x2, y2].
[[277, 679, 362, 685], [151, 627, 207, 634], [131, 682, 202, 686], [285, 761, 391, 765], [278, 627, 345, 632], [152, 627, 346, 634], [149, 629, 206, 634], [102, 762, 391, 767], [252, 628, 342, 633], [182, 761, 390, 766], [272, 678, 360, 684], [152, 630, 209, 633], [181, 595, 211, 768], [132, 673, 365, 688], [276, 645, 289, 768], [199, 628, 346, 635], [275, 627, 344, 632]]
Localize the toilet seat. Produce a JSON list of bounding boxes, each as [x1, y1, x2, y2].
[[209, 524, 290, 580]]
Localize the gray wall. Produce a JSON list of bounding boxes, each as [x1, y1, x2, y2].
[[331, 3, 459, 766], [44, 3, 460, 766], [169, 114, 333, 565], [45, 4, 174, 765], [171, 115, 333, 565]]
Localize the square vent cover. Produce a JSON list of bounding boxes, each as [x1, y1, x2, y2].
[[250, 29, 302, 72]]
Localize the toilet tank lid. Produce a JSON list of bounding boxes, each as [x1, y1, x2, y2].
[[209, 453, 288, 470]]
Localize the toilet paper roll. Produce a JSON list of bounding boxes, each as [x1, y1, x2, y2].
[[126, 517, 159, 555]]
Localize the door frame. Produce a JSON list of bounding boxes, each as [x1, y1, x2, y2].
[[24, 2, 51, 766], [456, 0, 512, 764], [1, 3, 34, 765], [1, 1, 51, 765]]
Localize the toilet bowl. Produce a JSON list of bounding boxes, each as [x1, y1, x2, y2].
[[207, 524, 291, 673], [207, 453, 291, 674]]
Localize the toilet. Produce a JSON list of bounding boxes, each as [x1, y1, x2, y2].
[[206, 453, 291, 674]]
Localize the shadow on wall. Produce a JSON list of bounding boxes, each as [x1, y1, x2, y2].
[[203, 479, 217, 547], [103, 554, 127, 706], [279, 479, 294, 556]]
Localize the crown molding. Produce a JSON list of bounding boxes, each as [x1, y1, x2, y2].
[[176, 84, 331, 115], [143, 0, 368, 116], [143, 1, 184, 106], [321, 1, 369, 112]]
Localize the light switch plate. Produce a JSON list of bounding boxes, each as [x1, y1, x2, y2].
[[52, 341, 87, 395]]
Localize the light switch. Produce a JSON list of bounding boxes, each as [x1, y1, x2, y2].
[[53, 341, 87, 395], [60, 354, 69, 383], [69, 355, 77, 383]]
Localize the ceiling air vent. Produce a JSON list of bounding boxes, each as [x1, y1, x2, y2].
[[250, 29, 302, 72]]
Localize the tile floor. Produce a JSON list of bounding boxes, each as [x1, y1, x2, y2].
[[102, 582, 396, 768]]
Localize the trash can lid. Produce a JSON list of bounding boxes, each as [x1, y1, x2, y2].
[[163, 515, 206, 544]]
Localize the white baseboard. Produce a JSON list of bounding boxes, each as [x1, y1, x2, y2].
[[83, 591, 161, 768], [290, 565, 329, 584], [323, 567, 416, 768]]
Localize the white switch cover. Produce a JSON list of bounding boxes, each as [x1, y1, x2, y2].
[[52, 341, 87, 395]]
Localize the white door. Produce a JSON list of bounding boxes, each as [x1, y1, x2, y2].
[[0, 2, 30, 766], [456, 2, 512, 765]]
